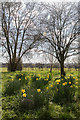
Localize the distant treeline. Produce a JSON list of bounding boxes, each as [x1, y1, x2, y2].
[[1, 63, 80, 69]]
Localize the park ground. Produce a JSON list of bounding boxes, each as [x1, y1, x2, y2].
[[0, 68, 80, 120]]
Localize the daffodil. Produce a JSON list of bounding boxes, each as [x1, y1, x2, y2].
[[63, 83, 65, 86], [65, 82, 67, 85], [36, 78, 38, 80], [75, 82, 78, 84], [51, 85, 53, 87], [47, 75, 49, 78], [69, 82, 71, 84], [57, 82, 59, 85], [70, 85, 73, 88], [19, 78, 21, 80], [25, 77, 27, 80], [46, 79, 48, 81], [38, 74, 40, 77], [37, 89, 41, 92], [12, 78, 14, 81], [23, 93, 26, 97], [21, 89, 25, 93], [46, 87, 49, 90], [56, 80, 60, 83]]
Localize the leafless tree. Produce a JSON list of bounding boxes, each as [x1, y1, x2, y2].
[[78, 1, 80, 70], [1, 2, 40, 71], [37, 2, 79, 77]]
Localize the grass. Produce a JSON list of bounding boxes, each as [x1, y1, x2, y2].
[[1, 67, 80, 119]]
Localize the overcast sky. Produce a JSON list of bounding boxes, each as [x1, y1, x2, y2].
[[0, 0, 79, 64]]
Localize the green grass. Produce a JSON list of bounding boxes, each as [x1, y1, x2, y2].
[[1, 67, 80, 119]]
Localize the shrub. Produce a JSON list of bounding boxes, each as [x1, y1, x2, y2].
[[20, 86, 49, 110], [2, 95, 22, 120], [2, 110, 18, 120], [38, 108, 52, 120], [4, 73, 28, 96], [31, 75, 49, 89], [53, 76, 76, 105]]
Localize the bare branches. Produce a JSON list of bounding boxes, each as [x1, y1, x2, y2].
[[38, 2, 79, 62], [1, 2, 40, 71]]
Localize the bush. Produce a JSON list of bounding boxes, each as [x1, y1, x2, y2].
[[4, 73, 28, 96], [53, 76, 76, 105], [20, 86, 49, 110], [2, 95, 22, 120], [31, 75, 49, 89], [38, 108, 52, 120]]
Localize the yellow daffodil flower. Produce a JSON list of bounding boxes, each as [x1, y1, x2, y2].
[[69, 82, 71, 84], [19, 78, 21, 80], [23, 93, 26, 97], [51, 85, 53, 87], [25, 77, 27, 80], [75, 82, 78, 84], [57, 82, 59, 85], [56, 80, 60, 83], [46, 87, 49, 90], [38, 74, 40, 77], [70, 85, 73, 88], [36, 78, 38, 80], [47, 75, 49, 78], [46, 79, 48, 81], [37, 89, 41, 92], [63, 83, 65, 86], [65, 82, 67, 85], [21, 89, 25, 93]]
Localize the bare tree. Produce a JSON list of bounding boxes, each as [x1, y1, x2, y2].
[[78, 1, 80, 70], [1, 2, 40, 71], [37, 2, 79, 77]]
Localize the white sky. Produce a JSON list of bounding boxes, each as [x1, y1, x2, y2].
[[0, 0, 79, 2], [0, 0, 79, 63], [23, 0, 79, 3]]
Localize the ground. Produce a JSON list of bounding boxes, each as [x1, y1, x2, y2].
[[1, 68, 80, 120]]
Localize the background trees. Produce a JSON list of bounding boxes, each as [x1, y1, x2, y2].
[[1, 2, 40, 71], [1, 2, 79, 75], [37, 2, 79, 76]]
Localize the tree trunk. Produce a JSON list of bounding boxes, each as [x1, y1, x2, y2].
[[50, 63, 53, 72], [10, 62, 17, 72], [60, 61, 65, 77]]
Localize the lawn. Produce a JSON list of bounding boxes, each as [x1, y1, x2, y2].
[[1, 68, 80, 120]]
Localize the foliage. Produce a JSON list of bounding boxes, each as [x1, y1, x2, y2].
[[31, 74, 50, 89], [53, 76, 76, 105], [1, 68, 80, 119], [3, 73, 28, 96]]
